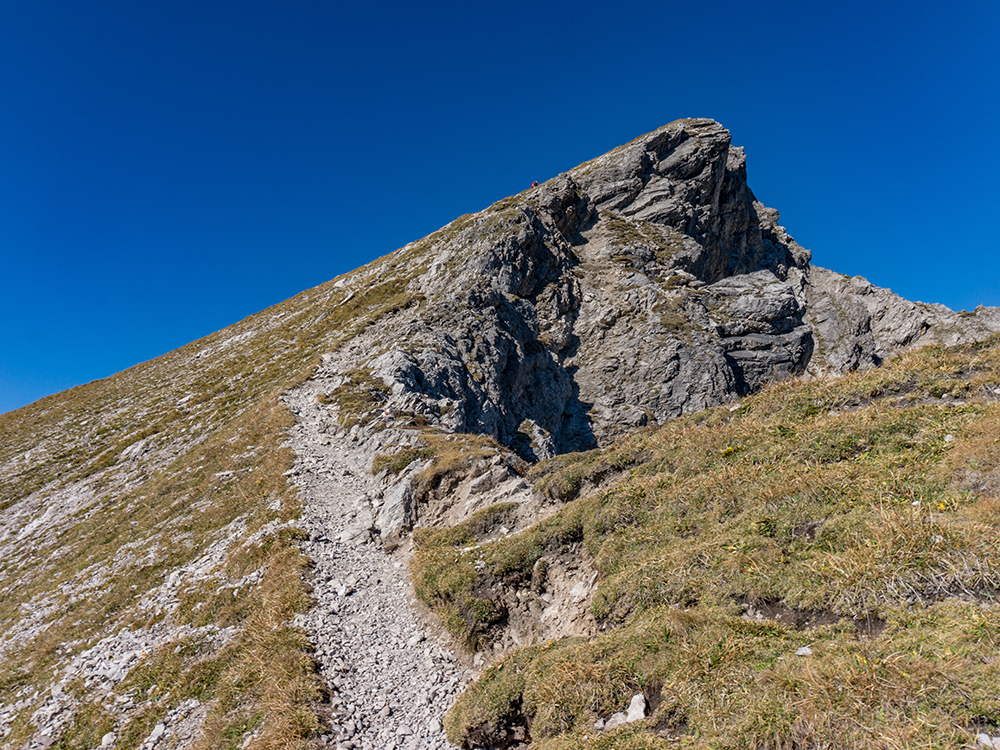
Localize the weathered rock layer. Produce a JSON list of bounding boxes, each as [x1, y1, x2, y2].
[[317, 118, 1000, 542]]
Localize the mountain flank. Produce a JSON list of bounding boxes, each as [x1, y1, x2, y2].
[[1, 118, 999, 750], [431, 338, 1000, 748]]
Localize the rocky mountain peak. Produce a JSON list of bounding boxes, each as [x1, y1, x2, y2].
[[2, 119, 999, 750], [295, 118, 1000, 543], [572, 117, 810, 282]]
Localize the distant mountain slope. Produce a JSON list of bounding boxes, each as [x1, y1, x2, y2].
[[1, 119, 998, 750]]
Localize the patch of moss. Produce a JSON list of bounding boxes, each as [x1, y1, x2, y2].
[[652, 297, 689, 333], [320, 368, 391, 430], [371, 446, 436, 476], [603, 213, 687, 266]]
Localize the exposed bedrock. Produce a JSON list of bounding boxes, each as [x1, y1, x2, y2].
[[313, 118, 1000, 540]]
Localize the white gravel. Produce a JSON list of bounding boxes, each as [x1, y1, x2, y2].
[[284, 384, 471, 750]]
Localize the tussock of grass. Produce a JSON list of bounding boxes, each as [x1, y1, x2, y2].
[[411, 502, 521, 649], [431, 338, 1000, 748], [409, 432, 515, 504], [371, 430, 519, 503], [319, 367, 391, 430], [196, 534, 319, 750], [529, 446, 651, 504], [412, 500, 588, 649], [371, 446, 436, 476], [413, 502, 520, 550], [55, 703, 117, 750]]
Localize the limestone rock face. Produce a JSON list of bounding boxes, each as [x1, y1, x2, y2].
[[309, 117, 1000, 537], [575, 120, 811, 282], [805, 265, 1000, 373]]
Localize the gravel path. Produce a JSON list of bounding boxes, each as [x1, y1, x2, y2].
[[284, 385, 470, 750]]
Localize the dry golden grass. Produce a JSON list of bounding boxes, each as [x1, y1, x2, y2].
[[0, 237, 447, 746], [435, 338, 1000, 749]]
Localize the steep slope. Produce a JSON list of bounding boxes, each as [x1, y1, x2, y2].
[[303, 118, 1000, 544], [426, 336, 1000, 749], [1, 118, 998, 750]]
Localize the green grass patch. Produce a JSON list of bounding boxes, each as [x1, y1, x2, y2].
[[434, 337, 1000, 748], [371, 445, 436, 476]]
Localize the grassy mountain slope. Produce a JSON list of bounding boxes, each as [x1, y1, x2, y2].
[[0, 239, 444, 748], [0, 176, 572, 747], [414, 338, 1000, 749], [4, 117, 1000, 750]]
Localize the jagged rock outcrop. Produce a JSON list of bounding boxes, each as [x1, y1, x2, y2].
[[574, 120, 810, 281], [312, 118, 1000, 541], [805, 265, 1000, 373]]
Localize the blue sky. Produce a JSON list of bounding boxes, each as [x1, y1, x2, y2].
[[2, 0, 998, 415]]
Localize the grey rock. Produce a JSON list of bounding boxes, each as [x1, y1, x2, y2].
[[625, 693, 647, 722], [302, 118, 1000, 523], [804, 266, 1000, 374], [601, 697, 645, 732], [603, 711, 628, 732]]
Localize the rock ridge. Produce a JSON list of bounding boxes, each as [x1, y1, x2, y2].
[[308, 118, 1000, 543]]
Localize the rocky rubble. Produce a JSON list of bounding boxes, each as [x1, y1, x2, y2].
[[0, 623, 226, 749], [284, 381, 479, 750]]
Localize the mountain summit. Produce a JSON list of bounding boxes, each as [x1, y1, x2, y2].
[[2, 119, 999, 750], [331, 117, 999, 450], [306, 118, 999, 537]]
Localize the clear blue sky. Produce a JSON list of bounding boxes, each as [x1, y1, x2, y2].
[[2, 0, 998, 415]]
